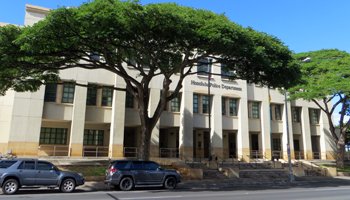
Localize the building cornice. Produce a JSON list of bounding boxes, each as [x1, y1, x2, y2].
[[26, 4, 50, 15]]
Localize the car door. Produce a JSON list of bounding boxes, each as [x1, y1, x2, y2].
[[36, 161, 59, 185], [17, 160, 37, 185], [143, 161, 164, 185], [131, 161, 148, 185]]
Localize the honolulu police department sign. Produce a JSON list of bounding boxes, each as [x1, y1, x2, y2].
[[190, 80, 242, 91]]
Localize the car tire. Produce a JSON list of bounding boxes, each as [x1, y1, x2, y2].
[[164, 176, 177, 189], [119, 177, 134, 191], [60, 178, 76, 193], [2, 179, 19, 195]]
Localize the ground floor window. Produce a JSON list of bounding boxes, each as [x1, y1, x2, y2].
[[84, 129, 104, 146], [40, 127, 68, 145]]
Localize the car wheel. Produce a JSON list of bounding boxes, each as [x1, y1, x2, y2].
[[2, 179, 19, 195], [164, 176, 177, 189], [119, 177, 134, 191], [60, 178, 76, 193]]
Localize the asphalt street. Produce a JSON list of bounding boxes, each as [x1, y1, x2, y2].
[[1, 185, 350, 200]]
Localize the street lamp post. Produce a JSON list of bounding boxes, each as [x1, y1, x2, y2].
[[284, 90, 294, 182]]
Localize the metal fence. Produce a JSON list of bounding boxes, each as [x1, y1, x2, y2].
[[82, 146, 109, 157], [38, 145, 69, 156], [160, 148, 179, 158], [124, 147, 138, 158]]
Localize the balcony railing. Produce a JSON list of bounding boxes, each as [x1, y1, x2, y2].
[[249, 150, 263, 159], [160, 148, 179, 158], [82, 146, 108, 157], [313, 152, 321, 159], [38, 145, 69, 157], [294, 151, 305, 160], [272, 151, 282, 160], [124, 147, 138, 158]]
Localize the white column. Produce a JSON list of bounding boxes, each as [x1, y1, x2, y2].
[[149, 88, 160, 158], [179, 90, 194, 160], [319, 109, 332, 160], [211, 94, 223, 158], [237, 82, 250, 161], [109, 77, 126, 158], [282, 100, 294, 160], [261, 97, 272, 160], [69, 80, 87, 157], [301, 106, 313, 159]]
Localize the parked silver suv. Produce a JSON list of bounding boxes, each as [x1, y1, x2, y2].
[[0, 159, 85, 194], [105, 160, 181, 191]]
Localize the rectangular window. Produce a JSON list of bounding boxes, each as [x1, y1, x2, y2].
[[86, 85, 97, 106], [229, 98, 238, 116], [170, 93, 181, 112], [197, 58, 211, 76], [62, 82, 75, 103], [40, 127, 68, 145], [44, 83, 57, 102], [274, 104, 282, 120], [292, 107, 301, 122], [193, 94, 199, 113], [272, 138, 281, 151], [249, 102, 260, 119], [310, 109, 320, 124], [102, 87, 113, 107], [125, 91, 134, 108], [222, 97, 227, 115], [221, 64, 235, 79], [84, 129, 104, 146], [202, 95, 209, 114]]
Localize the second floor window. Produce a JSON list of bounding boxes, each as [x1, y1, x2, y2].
[[102, 87, 113, 107], [222, 97, 227, 115], [86, 85, 97, 106], [249, 101, 260, 119], [125, 91, 134, 108], [292, 107, 301, 122], [170, 93, 181, 112], [274, 104, 283, 121], [229, 99, 238, 116], [44, 83, 57, 102], [310, 109, 320, 124], [62, 82, 75, 103], [193, 94, 199, 113]]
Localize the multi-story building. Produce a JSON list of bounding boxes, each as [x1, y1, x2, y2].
[[0, 5, 335, 161]]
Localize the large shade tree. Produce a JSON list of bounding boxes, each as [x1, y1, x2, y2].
[[290, 49, 350, 168], [0, 0, 300, 160]]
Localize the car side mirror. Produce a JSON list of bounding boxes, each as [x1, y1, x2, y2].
[[157, 167, 163, 171], [52, 166, 59, 171]]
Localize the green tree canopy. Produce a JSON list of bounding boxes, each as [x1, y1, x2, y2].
[[0, 0, 300, 160], [290, 49, 350, 167]]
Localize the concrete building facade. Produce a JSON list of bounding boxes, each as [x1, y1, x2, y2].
[[0, 5, 335, 161]]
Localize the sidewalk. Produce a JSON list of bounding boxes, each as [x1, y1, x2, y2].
[[79, 176, 350, 192]]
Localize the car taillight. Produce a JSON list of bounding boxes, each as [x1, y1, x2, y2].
[[109, 166, 118, 175]]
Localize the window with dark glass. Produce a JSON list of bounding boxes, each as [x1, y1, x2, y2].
[[170, 93, 181, 112], [18, 161, 35, 170], [275, 104, 282, 120], [292, 107, 301, 122], [197, 58, 211, 76], [62, 82, 75, 103], [222, 97, 227, 115], [44, 83, 57, 102], [86, 85, 97, 106], [221, 64, 235, 79], [125, 91, 134, 108], [84, 129, 104, 146], [102, 87, 113, 106], [37, 161, 54, 171], [229, 99, 238, 116], [193, 94, 199, 113], [310, 109, 320, 124], [40, 127, 67, 145], [272, 138, 281, 151], [249, 102, 260, 119], [202, 95, 209, 114], [144, 161, 159, 170]]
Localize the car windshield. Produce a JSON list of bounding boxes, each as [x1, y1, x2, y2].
[[0, 160, 17, 168]]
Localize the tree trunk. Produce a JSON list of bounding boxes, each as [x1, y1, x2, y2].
[[336, 132, 346, 168], [138, 123, 152, 160]]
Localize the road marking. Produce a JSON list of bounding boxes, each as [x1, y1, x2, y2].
[[119, 195, 183, 200]]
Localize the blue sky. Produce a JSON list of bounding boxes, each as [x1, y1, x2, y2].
[[1, 0, 350, 54]]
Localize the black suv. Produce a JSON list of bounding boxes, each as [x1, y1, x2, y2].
[[105, 160, 181, 191], [0, 159, 85, 195]]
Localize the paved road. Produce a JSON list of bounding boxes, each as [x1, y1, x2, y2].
[[1, 186, 350, 200]]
